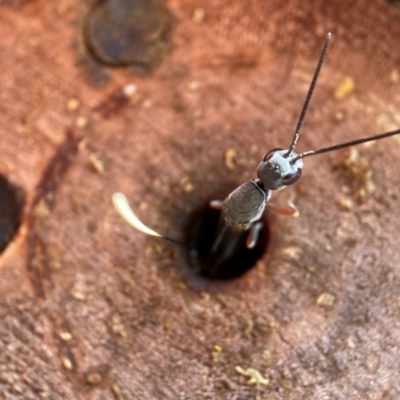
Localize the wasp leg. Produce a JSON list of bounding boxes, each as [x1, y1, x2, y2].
[[266, 200, 299, 217], [209, 200, 224, 210], [246, 221, 263, 249], [211, 224, 228, 254], [209, 201, 227, 254], [210, 209, 240, 258]]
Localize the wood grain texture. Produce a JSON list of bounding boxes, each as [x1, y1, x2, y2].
[[0, 0, 400, 398]]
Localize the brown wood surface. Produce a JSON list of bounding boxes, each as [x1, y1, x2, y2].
[[0, 0, 400, 399]]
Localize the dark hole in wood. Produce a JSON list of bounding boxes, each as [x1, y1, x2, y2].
[[184, 202, 269, 280], [84, 0, 172, 69], [0, 175, 25, 253]]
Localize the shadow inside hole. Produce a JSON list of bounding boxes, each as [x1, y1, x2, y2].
[[0, 175, 25, 253], [184, 202, 269, 280]]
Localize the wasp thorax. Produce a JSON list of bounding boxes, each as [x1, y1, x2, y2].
[[257, 149, 303, 190]]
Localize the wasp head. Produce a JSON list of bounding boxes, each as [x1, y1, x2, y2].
[[257, 148, 303, 190]]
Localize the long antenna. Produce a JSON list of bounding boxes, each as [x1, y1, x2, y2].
[[291, 128, 400, 162], [112, 192, 185, 247], [285, 33, 331, 157]]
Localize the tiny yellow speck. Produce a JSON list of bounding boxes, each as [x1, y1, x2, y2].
[[281, 379, 293, 389], [59, 332, 72, 341], [112, 383, 121, 397], [122, 83, 137, 97], [347, 336, 356, 348], [87, 372, 102, 384], [325, 244, 332, 252], [336, 196, 353, 211], [89, 153, 105, 174], [334, 77, 355, 100], [390, 69, 399, 83], [316, 292, 335, 307], [76, 116, 88, 128], [334, 110, 345, 121], [224, 148, 236, 170], [178, 282, 187, 290], [62, 358, 73, 370], [78, 138, 88, 151], [67, 98, 80, 111], [193, 7, 205, 23], [183, 182, 194, 193], [188, 81, 200, 91]]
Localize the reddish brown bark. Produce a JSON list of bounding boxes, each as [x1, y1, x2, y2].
[[0, 0, 400, 398]]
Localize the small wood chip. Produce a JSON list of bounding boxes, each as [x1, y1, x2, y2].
[[70, 281, 86, 300], [390, 69, 399, 83], [112, 383, 122, 400], [34, 200, 51, 219], [281, 379, 293, 389], [336, 196, 353, 211], [78, 138, 88, 151], [316, 292, 335, 307], [281, 246, 302, 260], [87, 372, 102, 385], [334, 110, 345, 121], [122, 83, 137, 97], [347, 336, 356, 348], [334, 77, 355, 100], [262, 350, 271, 360], [180, 176, 194, 193], [187, 81, 200, 91], [193, 7, 205, 23], [178, 282, 187, 290], [183, 182, 194, 193], [341, 148, 375, 198], [59, 332, 72, 341], [76, 116, 88, 128], [255, 261, 264, 272], [325, 244, 332, 252], [366, 353, 379, 371], [211, 351, 220, 362], [67, 98, 80, 111], [224, 148, 236, 170], [235, 366, 269, 385], [89, 153, 105, 174], [112, 315, 127, 338], [62, 358, 73, 370]]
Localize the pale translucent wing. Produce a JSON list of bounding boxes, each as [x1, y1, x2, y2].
[[112, 192, 162, 237]]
